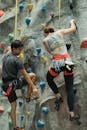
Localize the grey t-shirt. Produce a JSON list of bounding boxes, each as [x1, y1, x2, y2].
[[2, 52, 24, 80]]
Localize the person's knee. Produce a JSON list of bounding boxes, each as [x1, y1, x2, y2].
[[29, 73, 36, 83], [11, 101, 17, 112]]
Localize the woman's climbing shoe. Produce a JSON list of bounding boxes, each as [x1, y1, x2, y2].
[[73, 88, 77, 95], [54, 97, 63, 111], [69, 114, 80, 121], [69, 114, 81, 125]]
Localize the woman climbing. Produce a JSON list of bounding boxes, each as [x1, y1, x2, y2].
[[42, 19, 80, 121]]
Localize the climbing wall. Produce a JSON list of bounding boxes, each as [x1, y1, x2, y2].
[[0, 0, 87, 130]]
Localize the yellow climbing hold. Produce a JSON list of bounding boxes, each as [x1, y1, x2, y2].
[[35, 98, 40, 104], [8, 8, 12, 12], [20, 35, 26, 41], [26, 111, 31, 116], [40, 23, 46, 29], [27, 4, 33, 12], [41, 56, 47, 64], [17, 28, 22, 33]]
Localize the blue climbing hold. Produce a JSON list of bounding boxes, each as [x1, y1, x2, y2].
[[42, 107, 49, 115], [41, 5, 46, 11], [0, 88, 3, 95], [18, 100, 23, 107], [40, 81, 46, 88], [36, 48, 41, 54], [25, 17, 31, 25], [37, 120, 45, 128], [19, 3, 24, 12], [20, 115, 25, 121], [27, 68, 32, 73], [21, 87, 26, 94]]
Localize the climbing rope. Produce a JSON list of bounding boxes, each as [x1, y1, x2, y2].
[[58, 0, 61, 21], [14, 0, 18, 39]]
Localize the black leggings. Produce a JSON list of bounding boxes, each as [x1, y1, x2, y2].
[[46, 71, 74, 111]]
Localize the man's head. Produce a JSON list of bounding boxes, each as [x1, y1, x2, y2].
[[11, 40, 23, 55]]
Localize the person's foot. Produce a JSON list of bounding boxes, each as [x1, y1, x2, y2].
[[54, 97, 63, 111], [73, 88, 77, 95], [69, 114, 81, 125], [26, 95, 39, 103], [69, 114, 80, 121]]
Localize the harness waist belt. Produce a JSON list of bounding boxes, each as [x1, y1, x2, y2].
[[52, 53, 70, 60]]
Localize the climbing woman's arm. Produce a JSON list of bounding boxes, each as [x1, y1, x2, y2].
[[58, 19, 76, 36]]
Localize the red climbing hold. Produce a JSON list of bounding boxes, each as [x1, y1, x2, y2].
[[0, 10, 5, 17], [80, 38, 87, 48]]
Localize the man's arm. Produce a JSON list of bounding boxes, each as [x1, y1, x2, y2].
[[58, 19, 76, 36]]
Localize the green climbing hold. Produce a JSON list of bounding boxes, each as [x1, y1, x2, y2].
[[8, 119, 13, 127], [8, 33, 14, 40]]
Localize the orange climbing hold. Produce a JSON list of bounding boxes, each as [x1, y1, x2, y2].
[[0, 10, 5, 17], [0, 106, 4, 113]]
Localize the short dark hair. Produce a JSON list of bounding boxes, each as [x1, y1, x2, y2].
[[11, 40, 23, 49]]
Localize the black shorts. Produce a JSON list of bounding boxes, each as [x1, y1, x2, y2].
[[2, 76, 27, 103]]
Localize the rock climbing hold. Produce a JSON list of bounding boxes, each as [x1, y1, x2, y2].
[[0, 106, 4, 113], [21, 87, 26, 94], [18, 100, 23, 107], [69, 0, 73, 9], [27, 67, 32, 73], [20, 35, 26, 41], [0, 88, 3, 95], [42, 107, 49, 115], [35, 98, 41, 104], [17, 28, 22, 33], [8, 119, 13, 127], [19, 3, 24, 12], [41, 56, 47, 64], [8, 33, 14, 40], [36, 48, 41, 54], [40, 81, 46, 88], [25, 17, 31, 25], [26, 111, 31, 116], [40, 23, 46, 29], [8, 8, 12, 12], [20, 115, 25, 121], [80, 38, 87, 48], [37, 120, 45, 128], [0, 10, 5, 17], [27, 4, 33, 12], [50, 11, 54, 18], [41, 5, 46, 11]]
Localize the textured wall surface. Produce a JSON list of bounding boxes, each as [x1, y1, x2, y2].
[[0, 0, 87, 130]]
